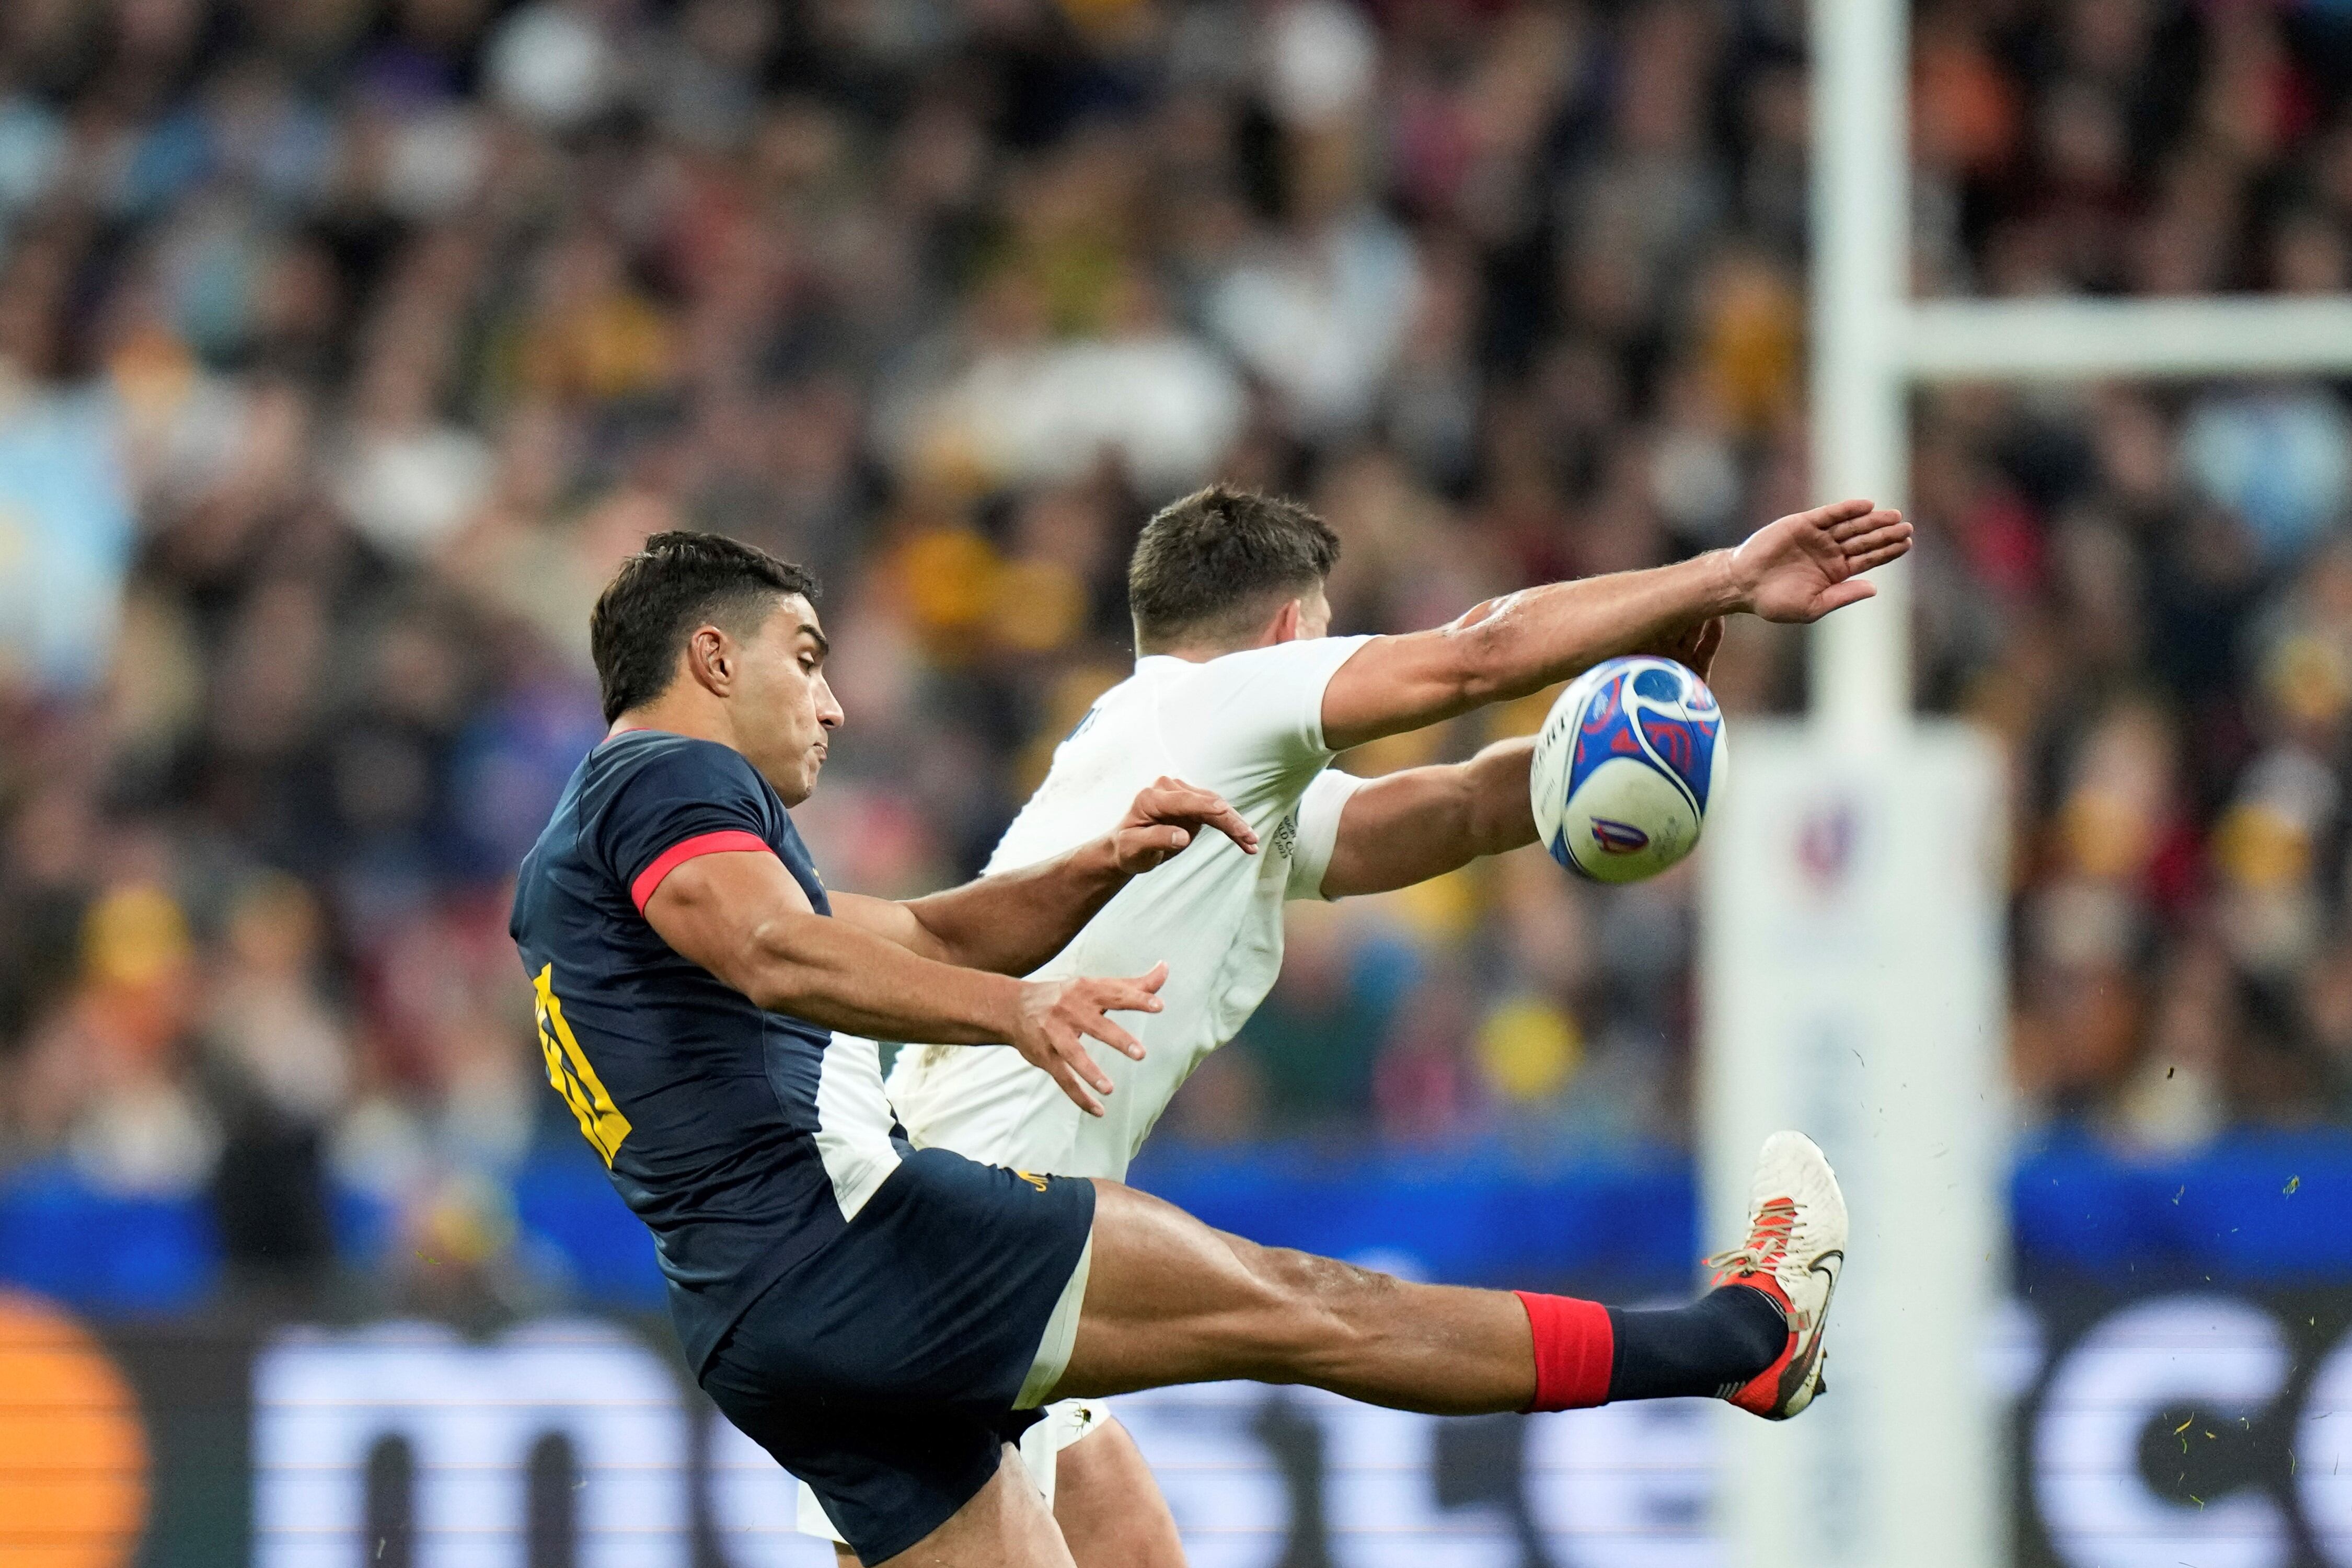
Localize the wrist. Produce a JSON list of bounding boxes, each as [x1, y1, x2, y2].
[[1081, 832, 1129, 887], [1699, 548, 1755, 617], [973, 973, 1036, 1042]]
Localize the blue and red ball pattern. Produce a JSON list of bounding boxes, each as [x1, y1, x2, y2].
[[1551, 663, 1721, 873]]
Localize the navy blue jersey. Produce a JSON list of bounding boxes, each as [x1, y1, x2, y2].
[[510, 730, 901, 1372]]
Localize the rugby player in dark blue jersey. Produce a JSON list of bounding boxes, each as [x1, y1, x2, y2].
[[514, 529, 1865, 1568]]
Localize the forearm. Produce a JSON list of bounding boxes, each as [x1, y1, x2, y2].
[[1445, 557, 1740, 710], [645, 850, 1164, 1116], [1320, 740, 1539, 897], [896, 838, 1128, 975], [736, 908, 1030, 1043], [1322, 554, 1740, 749]]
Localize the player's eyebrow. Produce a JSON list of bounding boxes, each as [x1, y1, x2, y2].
[[799, 622, 831, 660]]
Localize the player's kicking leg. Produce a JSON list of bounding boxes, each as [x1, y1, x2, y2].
[[862, 1131, 1843, 1568], [1062, 1128, 1842, 1417]]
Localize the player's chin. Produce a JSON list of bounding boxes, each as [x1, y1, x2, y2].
[[775, 752, 825, 806]]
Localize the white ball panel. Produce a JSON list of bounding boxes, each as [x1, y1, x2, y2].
[[1554, 755, 1701, 883]]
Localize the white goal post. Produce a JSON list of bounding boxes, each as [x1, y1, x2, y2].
[[1702, 3, 2352, 1567]]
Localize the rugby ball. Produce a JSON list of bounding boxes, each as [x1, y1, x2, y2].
[[1531, 655, 1726, 883]]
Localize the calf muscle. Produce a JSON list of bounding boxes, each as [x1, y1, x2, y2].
[[1054, 1180, 1538, 1415]]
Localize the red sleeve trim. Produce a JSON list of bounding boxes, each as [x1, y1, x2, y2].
[[630, 831, 776, 913]]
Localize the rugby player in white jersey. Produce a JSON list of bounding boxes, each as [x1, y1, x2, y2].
[[797, 485, 1910, 1564]]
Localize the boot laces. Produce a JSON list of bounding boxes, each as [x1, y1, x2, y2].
[[1705, 1195, 1798, 1276]]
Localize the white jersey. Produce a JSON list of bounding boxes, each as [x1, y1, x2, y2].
[[795, 635, 1375, 1545], [885, 635, 1374, 1180]]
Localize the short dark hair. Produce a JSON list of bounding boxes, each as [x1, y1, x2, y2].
[[1127, 485, 1340, 649], [589, 531, 818, 722]]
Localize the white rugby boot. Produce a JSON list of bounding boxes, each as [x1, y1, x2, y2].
[[1704, 1130, 1847, 1420]]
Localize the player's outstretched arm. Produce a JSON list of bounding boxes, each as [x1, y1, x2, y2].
[[644, 850, 1168, 1115], [834, 777, 1259, 977], [1319, 499, 1907, 751], [1317, 739, 1539, 898], [1317, 616, 1723, 896]]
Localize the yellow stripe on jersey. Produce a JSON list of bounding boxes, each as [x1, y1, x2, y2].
[[534, 963, 633, 1165]]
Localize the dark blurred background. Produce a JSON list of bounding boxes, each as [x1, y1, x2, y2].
[[9, 3, 2352, 1564], [0, 0, 2348, 1323]]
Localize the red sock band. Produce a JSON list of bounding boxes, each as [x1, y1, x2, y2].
[[1515, 1291, 1615, 1411]]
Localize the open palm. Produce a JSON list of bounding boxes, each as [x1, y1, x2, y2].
[[1732, 499, 1913, 623]]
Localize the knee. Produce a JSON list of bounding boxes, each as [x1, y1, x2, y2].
[[1241, 1245, 1402, 1343]]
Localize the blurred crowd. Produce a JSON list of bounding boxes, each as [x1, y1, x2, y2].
[[0, 0, 2349, 1290]]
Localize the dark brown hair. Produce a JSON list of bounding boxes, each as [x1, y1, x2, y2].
[[589, 531, 818, 722], [1126, 485, 1340, 649]]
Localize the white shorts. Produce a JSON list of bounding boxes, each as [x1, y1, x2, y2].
[[793, 1397, 1113, 1545]]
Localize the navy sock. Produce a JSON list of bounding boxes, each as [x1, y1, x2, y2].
[[1604, 1285, 1788, 1402]]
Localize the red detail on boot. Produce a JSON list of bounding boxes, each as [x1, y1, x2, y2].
[[1515, 1292, 1614, 1411]]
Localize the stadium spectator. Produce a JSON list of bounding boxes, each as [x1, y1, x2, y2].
[[0, 0, 2349, 1298]]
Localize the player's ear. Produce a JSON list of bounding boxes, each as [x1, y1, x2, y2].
[[1265, 597, 1303, 646], [686, 625, 734, 696]]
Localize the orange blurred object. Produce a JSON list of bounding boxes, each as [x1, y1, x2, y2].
[[0, 1291, 149, 1568]]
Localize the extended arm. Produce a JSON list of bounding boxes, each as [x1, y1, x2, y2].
[[1319, 739, 1538, 898], [829, 778, 1259, 975], [1319, 499, 1907, 751], [1318, 618, 1723, 897], [645, 849, 1165, 1116]]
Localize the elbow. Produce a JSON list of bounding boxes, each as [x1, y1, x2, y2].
[[1436, 594, 1536, 710], [1452, 666, 1506, 712], [738, 970, 800, 1016], [735, 924, 818, 1015], [1440, 622, 1513, 711]]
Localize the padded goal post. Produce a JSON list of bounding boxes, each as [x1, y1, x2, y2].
[[1701, 3, 2352, 1567]]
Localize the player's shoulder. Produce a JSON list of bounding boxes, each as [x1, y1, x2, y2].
[[1152, 635, 1378, 747], [1188, 633, 1378, 688], [588, 730, 768, 801]]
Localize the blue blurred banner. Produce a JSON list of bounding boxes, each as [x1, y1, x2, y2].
[[7, 1131, 2352, 1567], [11, 1130, 2351, 1313], [2010, 1128, 2352, 1284]]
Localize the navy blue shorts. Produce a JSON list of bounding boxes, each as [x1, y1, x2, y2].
[[699, 1147, 1098, 1563]]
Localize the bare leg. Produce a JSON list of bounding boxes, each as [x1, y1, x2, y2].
[[868, 1444, 1075, 1568], [1056, 1180, 1537, 1414], [827, 1426, 1175, 1568], [850, 1184, 1531, 1567], [1052, 1419, 1185, 1568], [854, 1133, 1840, 1567]]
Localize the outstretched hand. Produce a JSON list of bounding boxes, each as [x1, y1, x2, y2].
[[1010, 962, 1169, 1116], [1108, 777, 1259, 873], [1730, 499, 1912, 623]]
